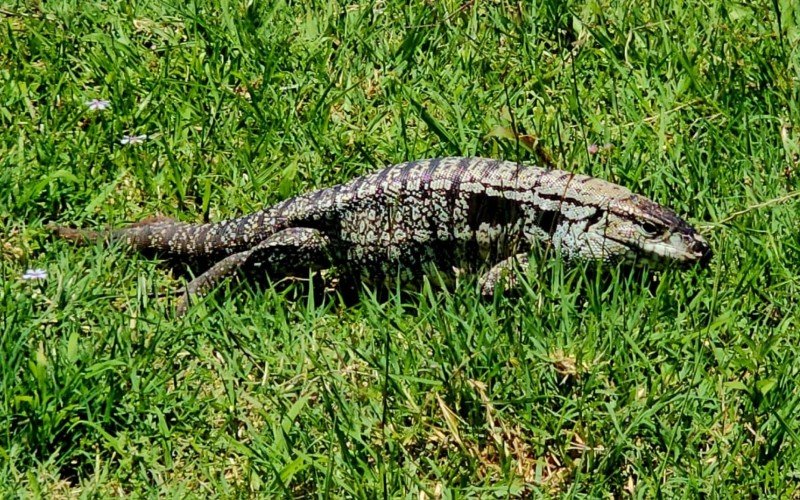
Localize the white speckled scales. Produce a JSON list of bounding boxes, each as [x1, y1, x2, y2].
[[269, 156, 638, 273]]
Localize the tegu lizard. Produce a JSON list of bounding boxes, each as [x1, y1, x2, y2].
[[51, 157, 712, 313]]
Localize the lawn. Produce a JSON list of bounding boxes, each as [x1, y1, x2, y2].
[[2, 0, 800, 496]]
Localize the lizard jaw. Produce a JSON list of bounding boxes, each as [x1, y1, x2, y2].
[[639, 232, 712, 268]]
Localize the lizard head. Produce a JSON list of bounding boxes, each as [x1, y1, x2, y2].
[[577, 193, 712, 268]]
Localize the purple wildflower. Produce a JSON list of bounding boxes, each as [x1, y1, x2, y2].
[[86, 99, 111, 111], [22, 268, 47, 281], [120, 134, 148, 145]]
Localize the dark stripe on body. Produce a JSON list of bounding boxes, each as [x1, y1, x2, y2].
[[421, 158, 444, 238], [371, 161, 395, 196], [445, 157, 473, 237], [346, 173, 368, 199], [421, 158, 442, 187], [466, 192, 524, 231], [534, 209, 562, 236], [478, 157, 503, 182], [398, 159, 420, 188]]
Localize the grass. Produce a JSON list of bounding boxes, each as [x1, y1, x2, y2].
[[2, 0, 800, 496]]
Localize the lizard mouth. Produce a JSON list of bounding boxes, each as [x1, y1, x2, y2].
[[652, 235, 712, 269], [624, 232, 712, 269]]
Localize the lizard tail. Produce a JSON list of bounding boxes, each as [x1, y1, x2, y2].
[[49, 214, 272, 259], [46, 223, 104, 244], [47, 216, 179, 250]]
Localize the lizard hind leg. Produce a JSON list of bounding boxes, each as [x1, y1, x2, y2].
[[175, 227, 330, 315], [242, 227, 331, 276], [175, 249, 253, 316]]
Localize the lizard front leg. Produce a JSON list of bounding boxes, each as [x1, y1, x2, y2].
[[176, 227, 330, 315], [478, 253, 530, 297]]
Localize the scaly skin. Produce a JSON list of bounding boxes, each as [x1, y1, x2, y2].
[[51, 157, 712, 313]]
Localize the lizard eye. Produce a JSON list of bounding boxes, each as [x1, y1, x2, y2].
[[640, 221, 661, 236]]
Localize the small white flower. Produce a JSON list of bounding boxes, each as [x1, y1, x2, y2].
[[86, 99, 111, 111], [120, 134, 148, 145], [22, 268, 47, 281]]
